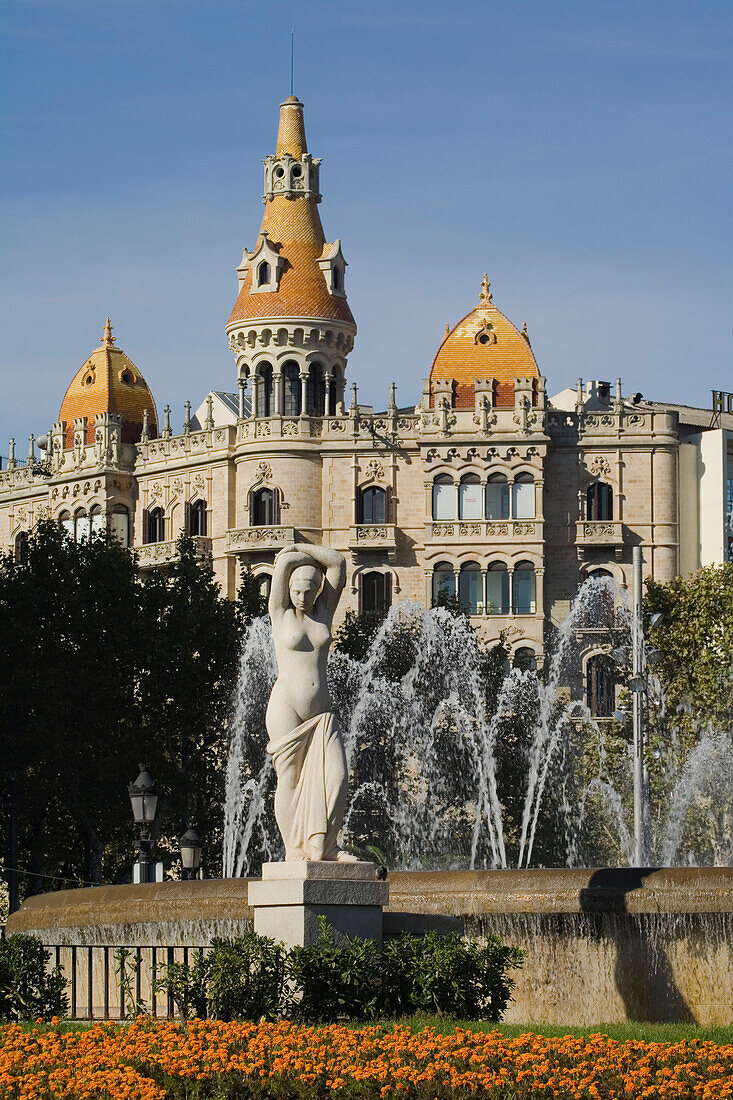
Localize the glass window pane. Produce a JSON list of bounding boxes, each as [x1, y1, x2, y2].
[[459, 567, 483, 614], [432, 566, 455, 604], [110, 511, 129, 547], [75, 514, 90, 542], [362, 571, 386, 613], [486, 568, 509, 614], [512, 480, 535, 519], [90, 510, 104, 534], [513, 568, 536, 614], [486, 480, 509, 520], [459, 479, 482, 520], [432, 479, 457, 520]]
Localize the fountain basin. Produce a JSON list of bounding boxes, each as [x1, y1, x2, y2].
[[7, 868, 733, 1025]]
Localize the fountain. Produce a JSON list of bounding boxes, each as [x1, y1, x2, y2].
[[8, 576, 733, 1023]]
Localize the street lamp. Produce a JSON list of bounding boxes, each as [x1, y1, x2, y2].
[[179, 826, 202, 881], [128, 764, 160, 883]]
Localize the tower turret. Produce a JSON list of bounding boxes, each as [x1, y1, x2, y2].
[[226, 98, 356, 418]]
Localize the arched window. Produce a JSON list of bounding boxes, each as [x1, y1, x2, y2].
[[458, 562, 483, 615], [110, 506, 130, 547], [257, 260, 270, 287], [329, 367, 342, 415], [586, 568, 614, 627], [258, 573, 272, 601], [587, 482, 613, 521], [14, 531, 28, 565], [458, 474, 482, 520], [486, 474, 510, 520], [586, 654, 614, 717], [361, 570, 391, 614], [75, 510, 90, 542], [486, 561, 510, 614], [256, 363, 274, 417], [306, 363, 326, 416], [432, 474, 457, 521], [146, 507, 165, 544], [359, 485, 386, 525], [59, 511, 74, 539], [432, 561, 455, 605], [512, 473, 535, 519], [333, 265, 341, 291], [251, 486, 280, 526], [89, 506, 104, 536], [188, 499, 207, 537], [513, 561, 536, 614], [282, 361, 301, 417], [514, 647, 537, 671]]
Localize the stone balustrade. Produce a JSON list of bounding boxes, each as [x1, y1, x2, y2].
[[426, 520, 540, 542], [137, 535, 212, 568], [226, 526, 296, 553]]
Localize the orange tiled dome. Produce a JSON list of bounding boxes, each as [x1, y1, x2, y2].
[[227, 98, 355, 329], [430, 276, 539, 407], [58, 320, 158, 446]]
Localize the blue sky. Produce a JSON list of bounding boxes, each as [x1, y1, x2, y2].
[[1, 0, 731, 449]]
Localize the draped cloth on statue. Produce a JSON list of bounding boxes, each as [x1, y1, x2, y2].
[[266, 712, 347, 861]]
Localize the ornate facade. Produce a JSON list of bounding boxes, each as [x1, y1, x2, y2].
[[2, 96, 727, 702]]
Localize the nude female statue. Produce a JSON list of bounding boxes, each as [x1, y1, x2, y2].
[[266, 542, 356, 862]]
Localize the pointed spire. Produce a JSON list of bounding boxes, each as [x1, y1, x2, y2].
[[276, 96, 307, 158], [102, 317, 116, 347], [479, 274, 493, 303]]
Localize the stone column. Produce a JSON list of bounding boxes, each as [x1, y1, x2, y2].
[[251, 377, 259, 419], [238, 378, 246, 420], [299, 371, 309, 417], [273, 372, 283, 416]]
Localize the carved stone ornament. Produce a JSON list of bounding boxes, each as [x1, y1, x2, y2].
[[193, 473, 206, 492], [588, 455, 612, 479], [256, 461, 272, 482], [150, 482, 163, 499], [171, 478, 184, 498], [15, 507, 27, 527], [364, 459, 384, 481], [37, 505, 51, 521]]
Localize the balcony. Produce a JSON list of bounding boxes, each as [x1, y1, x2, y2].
[[348, 524, 398, 562], [426, 520, 540, 542], [226, 526, 296, 554], [137, 536, 212, 568], [575, 520, 624, 559]]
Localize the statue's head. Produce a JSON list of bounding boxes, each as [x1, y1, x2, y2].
[[289, 565, 323, 612]]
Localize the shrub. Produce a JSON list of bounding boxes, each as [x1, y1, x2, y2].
[[286, 917, 382, 1022], [153, 923, 522, 1023], [207, 934, 287, 1021], [383, 931, 524, 1020], [0, 934, 67, 1021]]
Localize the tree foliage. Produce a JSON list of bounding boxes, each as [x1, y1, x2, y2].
[[646, 564, 733, 744], [0, 523, 242, 899]]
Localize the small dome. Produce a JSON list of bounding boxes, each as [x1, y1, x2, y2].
[[430, 276, 539, 407], [58, 319, 158, 446]]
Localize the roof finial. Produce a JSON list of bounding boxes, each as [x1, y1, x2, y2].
[[102, 317, 115, 347], [479, 274, 492, 303], [444, 322, 450, 337], [522, 321, 531, 346], [290, 29, 294, 97]]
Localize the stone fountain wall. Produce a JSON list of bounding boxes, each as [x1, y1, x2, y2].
[[7, 868, 733, 1025]]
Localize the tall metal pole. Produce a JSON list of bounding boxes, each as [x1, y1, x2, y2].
[[632, 545, 650, 865]]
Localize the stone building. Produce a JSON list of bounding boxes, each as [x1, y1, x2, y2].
[[2, 96, 729, 714]]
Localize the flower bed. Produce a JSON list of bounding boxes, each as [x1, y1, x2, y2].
[[1, 1018, 733, 1099]]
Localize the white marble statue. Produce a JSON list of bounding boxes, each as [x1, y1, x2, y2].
[[266, 542, 357, 862]]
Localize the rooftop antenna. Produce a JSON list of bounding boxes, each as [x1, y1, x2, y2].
[[290, 29, 294, 96]]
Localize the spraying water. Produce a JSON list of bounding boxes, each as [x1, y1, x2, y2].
[[223, 575, 637, 876]]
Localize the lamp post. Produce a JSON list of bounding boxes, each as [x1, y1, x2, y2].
[[128, 764, 160, 884], [178, 827, 202, 881]]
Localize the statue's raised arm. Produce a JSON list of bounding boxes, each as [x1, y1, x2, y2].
[[265, 543, 355, 863]]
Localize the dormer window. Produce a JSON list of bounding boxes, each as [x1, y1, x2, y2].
[[317, 240, 347, 297], [257, 261, 271, 287], [245, 233, 284, 294]]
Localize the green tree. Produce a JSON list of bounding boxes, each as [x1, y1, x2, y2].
[[646, 564, 733, 746]]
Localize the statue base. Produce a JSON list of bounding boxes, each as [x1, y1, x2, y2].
[[248, 860, 388, 947]]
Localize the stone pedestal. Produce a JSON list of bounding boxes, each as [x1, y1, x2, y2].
[[248, 861, 388, 947]]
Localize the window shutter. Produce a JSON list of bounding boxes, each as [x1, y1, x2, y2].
[[385, 486, 392, 524], [184, 501, 192, 536], [142, 509, 150, 545], [357, 573, 363, 615], [248, 488, 254, 526], [355, 485, 362, 524], [385, 571, 392, 610], [273, 488, 281, 526]]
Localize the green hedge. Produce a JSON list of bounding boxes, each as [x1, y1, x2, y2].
[[156, 920, 524, 1022]]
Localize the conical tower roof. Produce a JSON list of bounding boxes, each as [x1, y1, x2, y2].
[[227, 98, 355, 328], [58, 320, 159, 446]]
